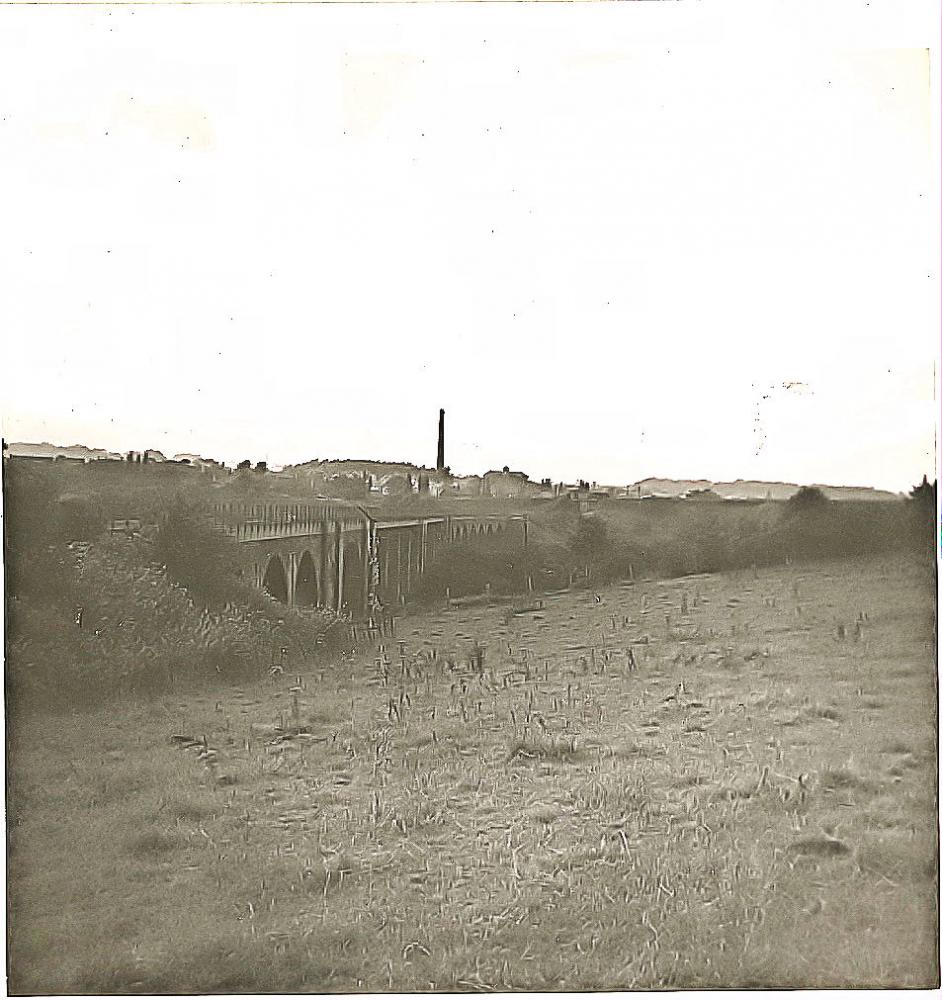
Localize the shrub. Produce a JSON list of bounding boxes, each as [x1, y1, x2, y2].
[[153, 506, 244, 611], [787, 486, 829, 511], [571, 516, 608, 563], [7, 526, 349, 708]]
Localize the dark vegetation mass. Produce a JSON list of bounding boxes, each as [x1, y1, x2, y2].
[[415, 483, 934, 602], [4, 463, 349, 708]]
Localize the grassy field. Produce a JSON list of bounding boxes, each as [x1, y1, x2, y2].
[[7, 553, 938, 992]]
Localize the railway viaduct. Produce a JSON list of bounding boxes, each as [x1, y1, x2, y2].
[[211, 501, 528, 620]]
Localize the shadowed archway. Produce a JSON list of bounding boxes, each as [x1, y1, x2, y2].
[[262, 554, 288, 603], [295, 550, 318, 607]]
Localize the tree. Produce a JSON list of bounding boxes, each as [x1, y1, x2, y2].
[[571, 515, 610, 572], [908, 475, 938, 556], [787, 485, 828, 511], [384, 475, 412, 497], [782, 485, 832, 560], [154, 506, 243, 610], [236, 460, 252, 471], [909, 474, 937, 508]]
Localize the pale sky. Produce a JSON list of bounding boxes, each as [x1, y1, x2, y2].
[[1, 1, 938, 491]]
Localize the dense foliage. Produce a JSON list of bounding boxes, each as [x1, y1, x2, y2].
[[4, 468, 350, 708], [414, 491, 932, 602]]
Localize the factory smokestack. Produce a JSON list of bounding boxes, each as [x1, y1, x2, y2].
[[436, 409, 445, 471]]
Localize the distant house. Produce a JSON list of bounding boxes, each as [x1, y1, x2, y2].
[[483, 468, 536, 499], [4, 442, 124, 463], [362, 471, 415, 496], [680, 488, 724, 502], [172, 453, 221, 470], [447, 474, 483, 497], [126, 449, 168, 464], [589, 484, 630, 499], [171, 453, 228, 480], [565, 485, 611, 513]]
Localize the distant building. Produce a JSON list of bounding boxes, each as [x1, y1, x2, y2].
[[591, 484, 630, 499], [126, 449, 168, 464], [446, 474, 482, 497], [564, 484, 611, 512], [483, 467, 543, 499], [681, 488, 724, 502], [4, 442, 124, 463], [172, 453, 225, 472]]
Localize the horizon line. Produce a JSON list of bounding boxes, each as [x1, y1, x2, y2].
[[1, 437, 921, 495]]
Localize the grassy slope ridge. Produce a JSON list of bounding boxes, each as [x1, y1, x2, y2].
[[7, 555, 938, 992]]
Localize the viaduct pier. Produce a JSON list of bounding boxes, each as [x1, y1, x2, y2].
[[210, 501, 528, 620]]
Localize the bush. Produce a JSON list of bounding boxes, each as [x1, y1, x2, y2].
[[571, 516, 609, 567], [589, 494, 923, 585], [413, 535, 566, 602], [908, 476, 938, 557], [7, 521, 350, 708], [787, 486, 829, 511], [153, 506, 244, 611]]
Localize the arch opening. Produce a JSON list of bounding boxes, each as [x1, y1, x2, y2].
[[295, 550, 318, 608], [262, 554, 288, 604]]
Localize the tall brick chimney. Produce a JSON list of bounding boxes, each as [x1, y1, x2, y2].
[[436, 408, 445, 471]]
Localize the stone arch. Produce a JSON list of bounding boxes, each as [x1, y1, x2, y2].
[[295, 549, 319, 607], [262, 553, 288, 603]]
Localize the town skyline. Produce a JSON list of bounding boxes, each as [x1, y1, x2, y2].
[[1, 432, 917, 500]]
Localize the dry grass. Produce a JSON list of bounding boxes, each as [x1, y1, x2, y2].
[[7, 554, 938, 992]]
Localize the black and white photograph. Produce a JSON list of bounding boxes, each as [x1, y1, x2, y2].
[[2, 0, 939, 993]]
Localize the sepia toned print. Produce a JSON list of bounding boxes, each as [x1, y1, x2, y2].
[[2, 0, 939, 994], [5, 421, 938, 992]]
